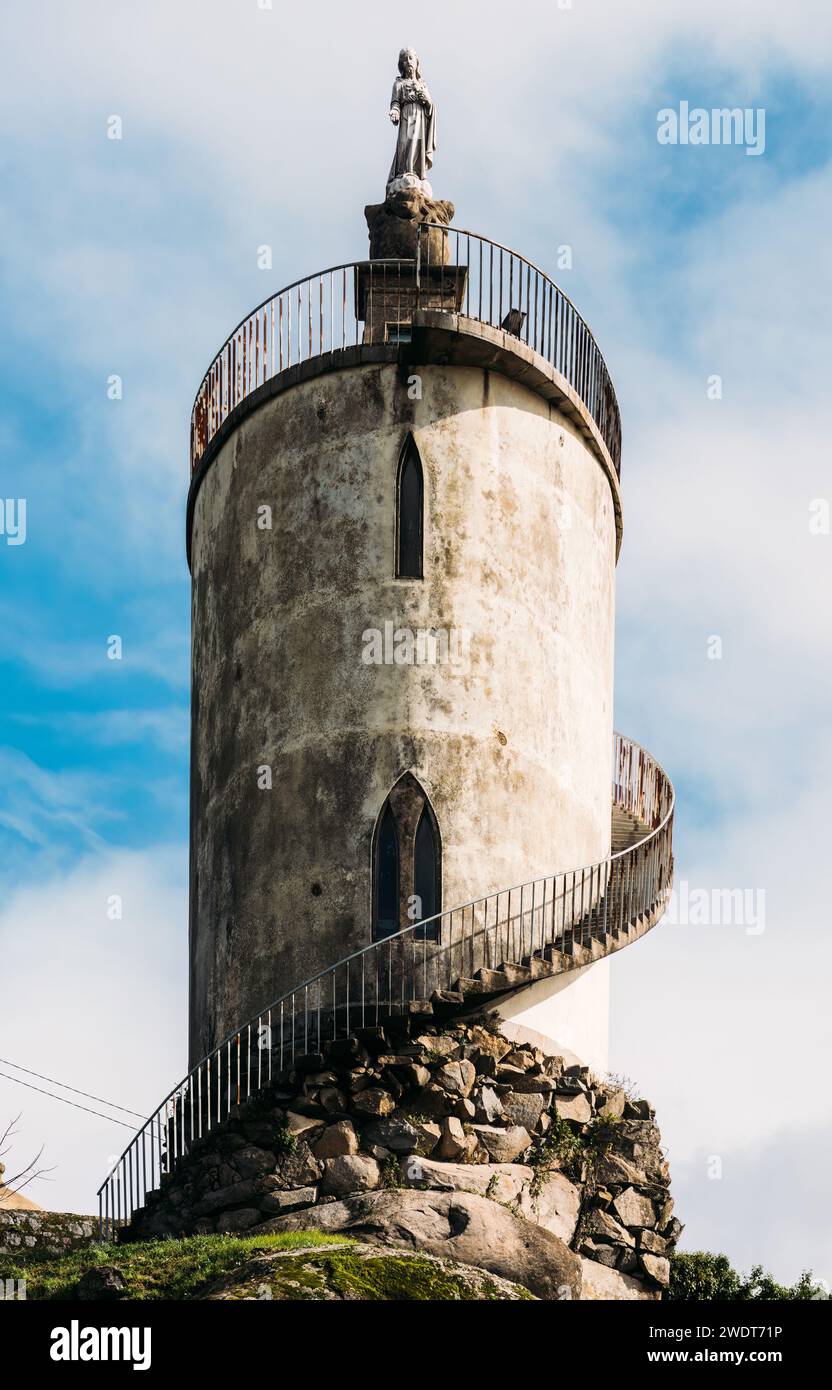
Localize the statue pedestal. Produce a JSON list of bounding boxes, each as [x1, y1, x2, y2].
[[356, 261, 468, 345], [365, 189, 456, 265]]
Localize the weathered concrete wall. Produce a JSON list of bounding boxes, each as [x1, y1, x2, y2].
[[188, 360, 616, 1063]]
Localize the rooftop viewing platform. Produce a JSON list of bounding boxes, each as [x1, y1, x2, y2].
[[189, 226, 622, 487]]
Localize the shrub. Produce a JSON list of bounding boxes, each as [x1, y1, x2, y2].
[[668, 1251, 830, 1301]]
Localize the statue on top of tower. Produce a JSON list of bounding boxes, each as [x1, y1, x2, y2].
[[365, 48, 452, 262], [387, 48, 437, 198]]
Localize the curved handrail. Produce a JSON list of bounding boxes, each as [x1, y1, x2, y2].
[[188, 256, 420, 473], [188, 258, 411, 424], [188, 231, 622, 477], [96, 732, 673, 1235], [415, 222, 621, 473]]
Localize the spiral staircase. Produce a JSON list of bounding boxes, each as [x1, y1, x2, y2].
[[97, 732, 674, 1236], [98, 230, 673, 1236]]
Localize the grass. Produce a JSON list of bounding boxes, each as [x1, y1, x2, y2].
[[0, 1231, 349, 1301], [0, 1230, 536, 1301]]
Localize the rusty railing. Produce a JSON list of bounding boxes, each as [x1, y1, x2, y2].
[[189, 234, 621, 477]]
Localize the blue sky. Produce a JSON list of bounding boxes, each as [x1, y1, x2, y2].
[[1, 0, 830, 1284]]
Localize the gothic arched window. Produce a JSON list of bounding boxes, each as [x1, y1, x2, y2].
[[375, 803, 399, 939], [413, 807, 439, 927], [372, 774, 440, 940], [396, 435, 424, 579]]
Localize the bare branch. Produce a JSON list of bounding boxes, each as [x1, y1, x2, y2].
[[0, 1115, 55, 1206]]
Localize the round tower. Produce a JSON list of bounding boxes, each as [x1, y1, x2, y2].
[[186, 58, 635, 1073]]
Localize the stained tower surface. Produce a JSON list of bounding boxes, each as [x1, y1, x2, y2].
[[186, 49, 669, 1075]]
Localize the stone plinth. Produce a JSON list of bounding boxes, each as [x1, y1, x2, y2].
[[365, 189, 455, 263], [355, 261, 468, 344]]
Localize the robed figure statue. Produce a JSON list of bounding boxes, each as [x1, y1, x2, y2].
[[388, 48, 437, 195]]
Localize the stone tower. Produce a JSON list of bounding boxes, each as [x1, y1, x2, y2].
[[185, 53, 673, 1076]]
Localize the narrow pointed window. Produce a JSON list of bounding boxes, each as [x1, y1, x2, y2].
[[373, 774, 441, 941], [413, 806, 439, 940], [375, 803, 399, 940], [397, 436, 423, 578]]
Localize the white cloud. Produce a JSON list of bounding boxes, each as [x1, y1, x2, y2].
[[0, 846, 187, 1214]]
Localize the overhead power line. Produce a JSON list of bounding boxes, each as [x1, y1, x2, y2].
[[0, 1060, 146, 1131], [0, 1070, 141, 1131], [0, 1057, 146, 1120]]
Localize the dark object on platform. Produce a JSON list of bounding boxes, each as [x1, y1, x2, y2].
[[501, 308, 527, 337]]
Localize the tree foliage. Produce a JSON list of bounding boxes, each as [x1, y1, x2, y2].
[[669, 1251, 829, 1301]]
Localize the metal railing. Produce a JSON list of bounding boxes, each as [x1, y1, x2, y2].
[[416, 225, 621, 473], [189, 232, 621, 476], [97, 732, 672, 1237]]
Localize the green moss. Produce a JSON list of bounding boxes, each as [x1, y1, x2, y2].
[[0, 1231, 348, 1301], [253, 1250, 535, 1301]]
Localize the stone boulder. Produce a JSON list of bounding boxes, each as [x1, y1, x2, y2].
[[258, 1186, 318, 1215], [580, 1257, 659, 1301], [252, 1188, 581, 1301], [612, 1187, 657, 1229], [553, 1093, 592, 1124], [201, 1240, 535, 1301], [76, 1265, 127, 1301], [399, 1156, 581, 1245], [470, 1124, 531, 1164], [350, 1088, 394, 1118], [640, 1252, 671, 1287], [216, 1207, 261, 1233], [320, 1155, 380, 1199], [273, 1141, 322, 1190], [362, 1117, 422, 1154], [436, 1117, 471, 1161], [312, 1120, 358, 1160], [501, 1091, 545, 1131], [474, 1085, 503, 1123], [434, 1060, 476, 1098]]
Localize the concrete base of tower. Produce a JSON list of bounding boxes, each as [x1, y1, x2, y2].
[[493, 958, 610, 1075]]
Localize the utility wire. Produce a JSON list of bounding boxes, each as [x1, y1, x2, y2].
[[0, 1071, 143, 1131], [0, 1057, 146, 1120]]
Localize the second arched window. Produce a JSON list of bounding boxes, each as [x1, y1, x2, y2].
[[373, 774, 440, 941]]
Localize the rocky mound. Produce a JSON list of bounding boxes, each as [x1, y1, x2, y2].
[[127, 1015, 681, 1300]]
